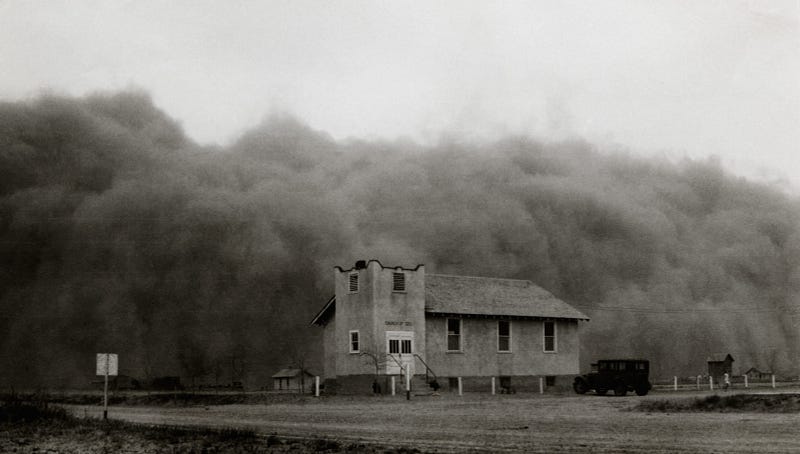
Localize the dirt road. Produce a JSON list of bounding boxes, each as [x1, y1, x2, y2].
[[68, 390, 800, 453]]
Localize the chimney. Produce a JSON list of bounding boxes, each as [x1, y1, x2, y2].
[[354, 260, 367, 270]]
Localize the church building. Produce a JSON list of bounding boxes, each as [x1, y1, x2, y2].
[[310, 260, 589, 393]]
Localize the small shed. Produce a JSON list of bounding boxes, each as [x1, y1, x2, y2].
[[707, 353, 734, 379], [271, 368, 314, 392], [92, 374, 141, 391], [744, 367, 772, 381]]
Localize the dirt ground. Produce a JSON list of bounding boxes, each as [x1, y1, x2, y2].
[[66, 389, 800, 453]]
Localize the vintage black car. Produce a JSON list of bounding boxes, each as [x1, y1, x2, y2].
[[573, 359, 652, 396]]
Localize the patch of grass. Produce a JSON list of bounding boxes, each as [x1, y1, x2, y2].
[[0, 397, 409, 453], [634, 393, 800, 413], [0, 391, 69, 423], [0, 401, 69, 423], [311, 438, 342, 451], [8, 390, 313, 407]]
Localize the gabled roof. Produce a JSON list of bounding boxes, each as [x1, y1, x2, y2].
[[707, 353, 734, 363], [271, 368, 314, 379], [310, 295, 335, 326], [424, 274, 588, 320], [309, 269, 589, 325]]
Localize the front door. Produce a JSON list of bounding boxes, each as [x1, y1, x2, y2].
[[386, 331, 415, 376]]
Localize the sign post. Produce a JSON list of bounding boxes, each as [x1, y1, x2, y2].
[[96, 353, 118, 420]]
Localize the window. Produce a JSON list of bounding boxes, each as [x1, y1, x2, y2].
[[349, 330, 359, 353], [349, 272, 359, 293], [388, 339, 399, 354], [401, 339, 412, 354], [392, 272, 405, 292], [498, 320, 511, 352], [543, 321, 556, 352], [447, 318, 461, 351]]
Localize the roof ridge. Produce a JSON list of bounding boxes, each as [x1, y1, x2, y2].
[[427, 273, 533, 285]]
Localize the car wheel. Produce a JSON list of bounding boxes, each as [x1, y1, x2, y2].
[[573, 379, 589, 394], [635, 386, 649, 396], [613, 385, 627, 396]]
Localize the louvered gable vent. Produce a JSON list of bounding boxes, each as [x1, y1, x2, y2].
[[393, 272, 405, 292]]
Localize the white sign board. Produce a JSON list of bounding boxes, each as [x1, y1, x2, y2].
[[96, 353, 118, 376]]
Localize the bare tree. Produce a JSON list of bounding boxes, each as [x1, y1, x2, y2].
[[359, 349, 387, 380], [288, 342, 311, 394], [764, 348, 786, 377], [359, 349, 391, 394], [229, 344, 247, 391]]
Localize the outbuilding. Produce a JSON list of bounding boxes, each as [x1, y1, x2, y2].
[[271, 368, 315, 392], [744, 367, 772, 381], [311, 260, 589, 394], [707, 353, 734, 382]]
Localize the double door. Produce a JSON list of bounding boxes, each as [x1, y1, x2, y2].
[[386, 331, 414, 375]]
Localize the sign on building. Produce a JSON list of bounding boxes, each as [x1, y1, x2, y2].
[[96, 353, 118, 376]]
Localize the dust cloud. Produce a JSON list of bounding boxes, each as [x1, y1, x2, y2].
[[1, 91, 798, 387]]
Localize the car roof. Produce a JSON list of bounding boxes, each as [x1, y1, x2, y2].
[[597, 359, 649, 362]]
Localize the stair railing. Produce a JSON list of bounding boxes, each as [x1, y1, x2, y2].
[[413, 354, 438, 387]]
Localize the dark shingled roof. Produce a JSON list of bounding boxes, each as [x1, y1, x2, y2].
[[424, 274, 589, 320], [271, 368, 314, 379], [707, 353, 734, 363]]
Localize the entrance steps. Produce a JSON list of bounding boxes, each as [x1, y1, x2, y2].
[[410, 375, 439, 396]]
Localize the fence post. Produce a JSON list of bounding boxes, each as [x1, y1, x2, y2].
[[772, 374, 776, 389], [406, 367, 411, 400], [315, 376, 320, 397], [709, 376, 714, 390], [391, 376, 396, 396], [539, 377, 544, 394], [458, 377, 463, 396], [673, 376, 678, 391], [491, 377, 495, 395], [696, 375, 700, 390], [744, 375, 748, 388]]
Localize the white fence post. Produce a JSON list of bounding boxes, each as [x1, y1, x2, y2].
[[709, 376, 714, 390], [539, 377, 544, 394], [673, 376, 678, 391], [406, 367, 411, 400], [458, 377, 463, 396], [315, 376, 320, 397], [391, 376, 396, 396], [491, 377, 495, 395], [772, 374, 776, 389], [744, 375, 748, 388], [696, 375, 701, 390]]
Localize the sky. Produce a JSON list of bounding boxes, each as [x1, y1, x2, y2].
[[1, 0, 798, 190]]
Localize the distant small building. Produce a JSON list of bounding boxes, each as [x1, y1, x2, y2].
[[744, 367, 772, 380], [92, 374, 140, 391], [707, 354, 734, 380], [272, 368, 314, 391]]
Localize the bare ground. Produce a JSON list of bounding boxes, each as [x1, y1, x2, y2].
[[58, 389, 800, 453]]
